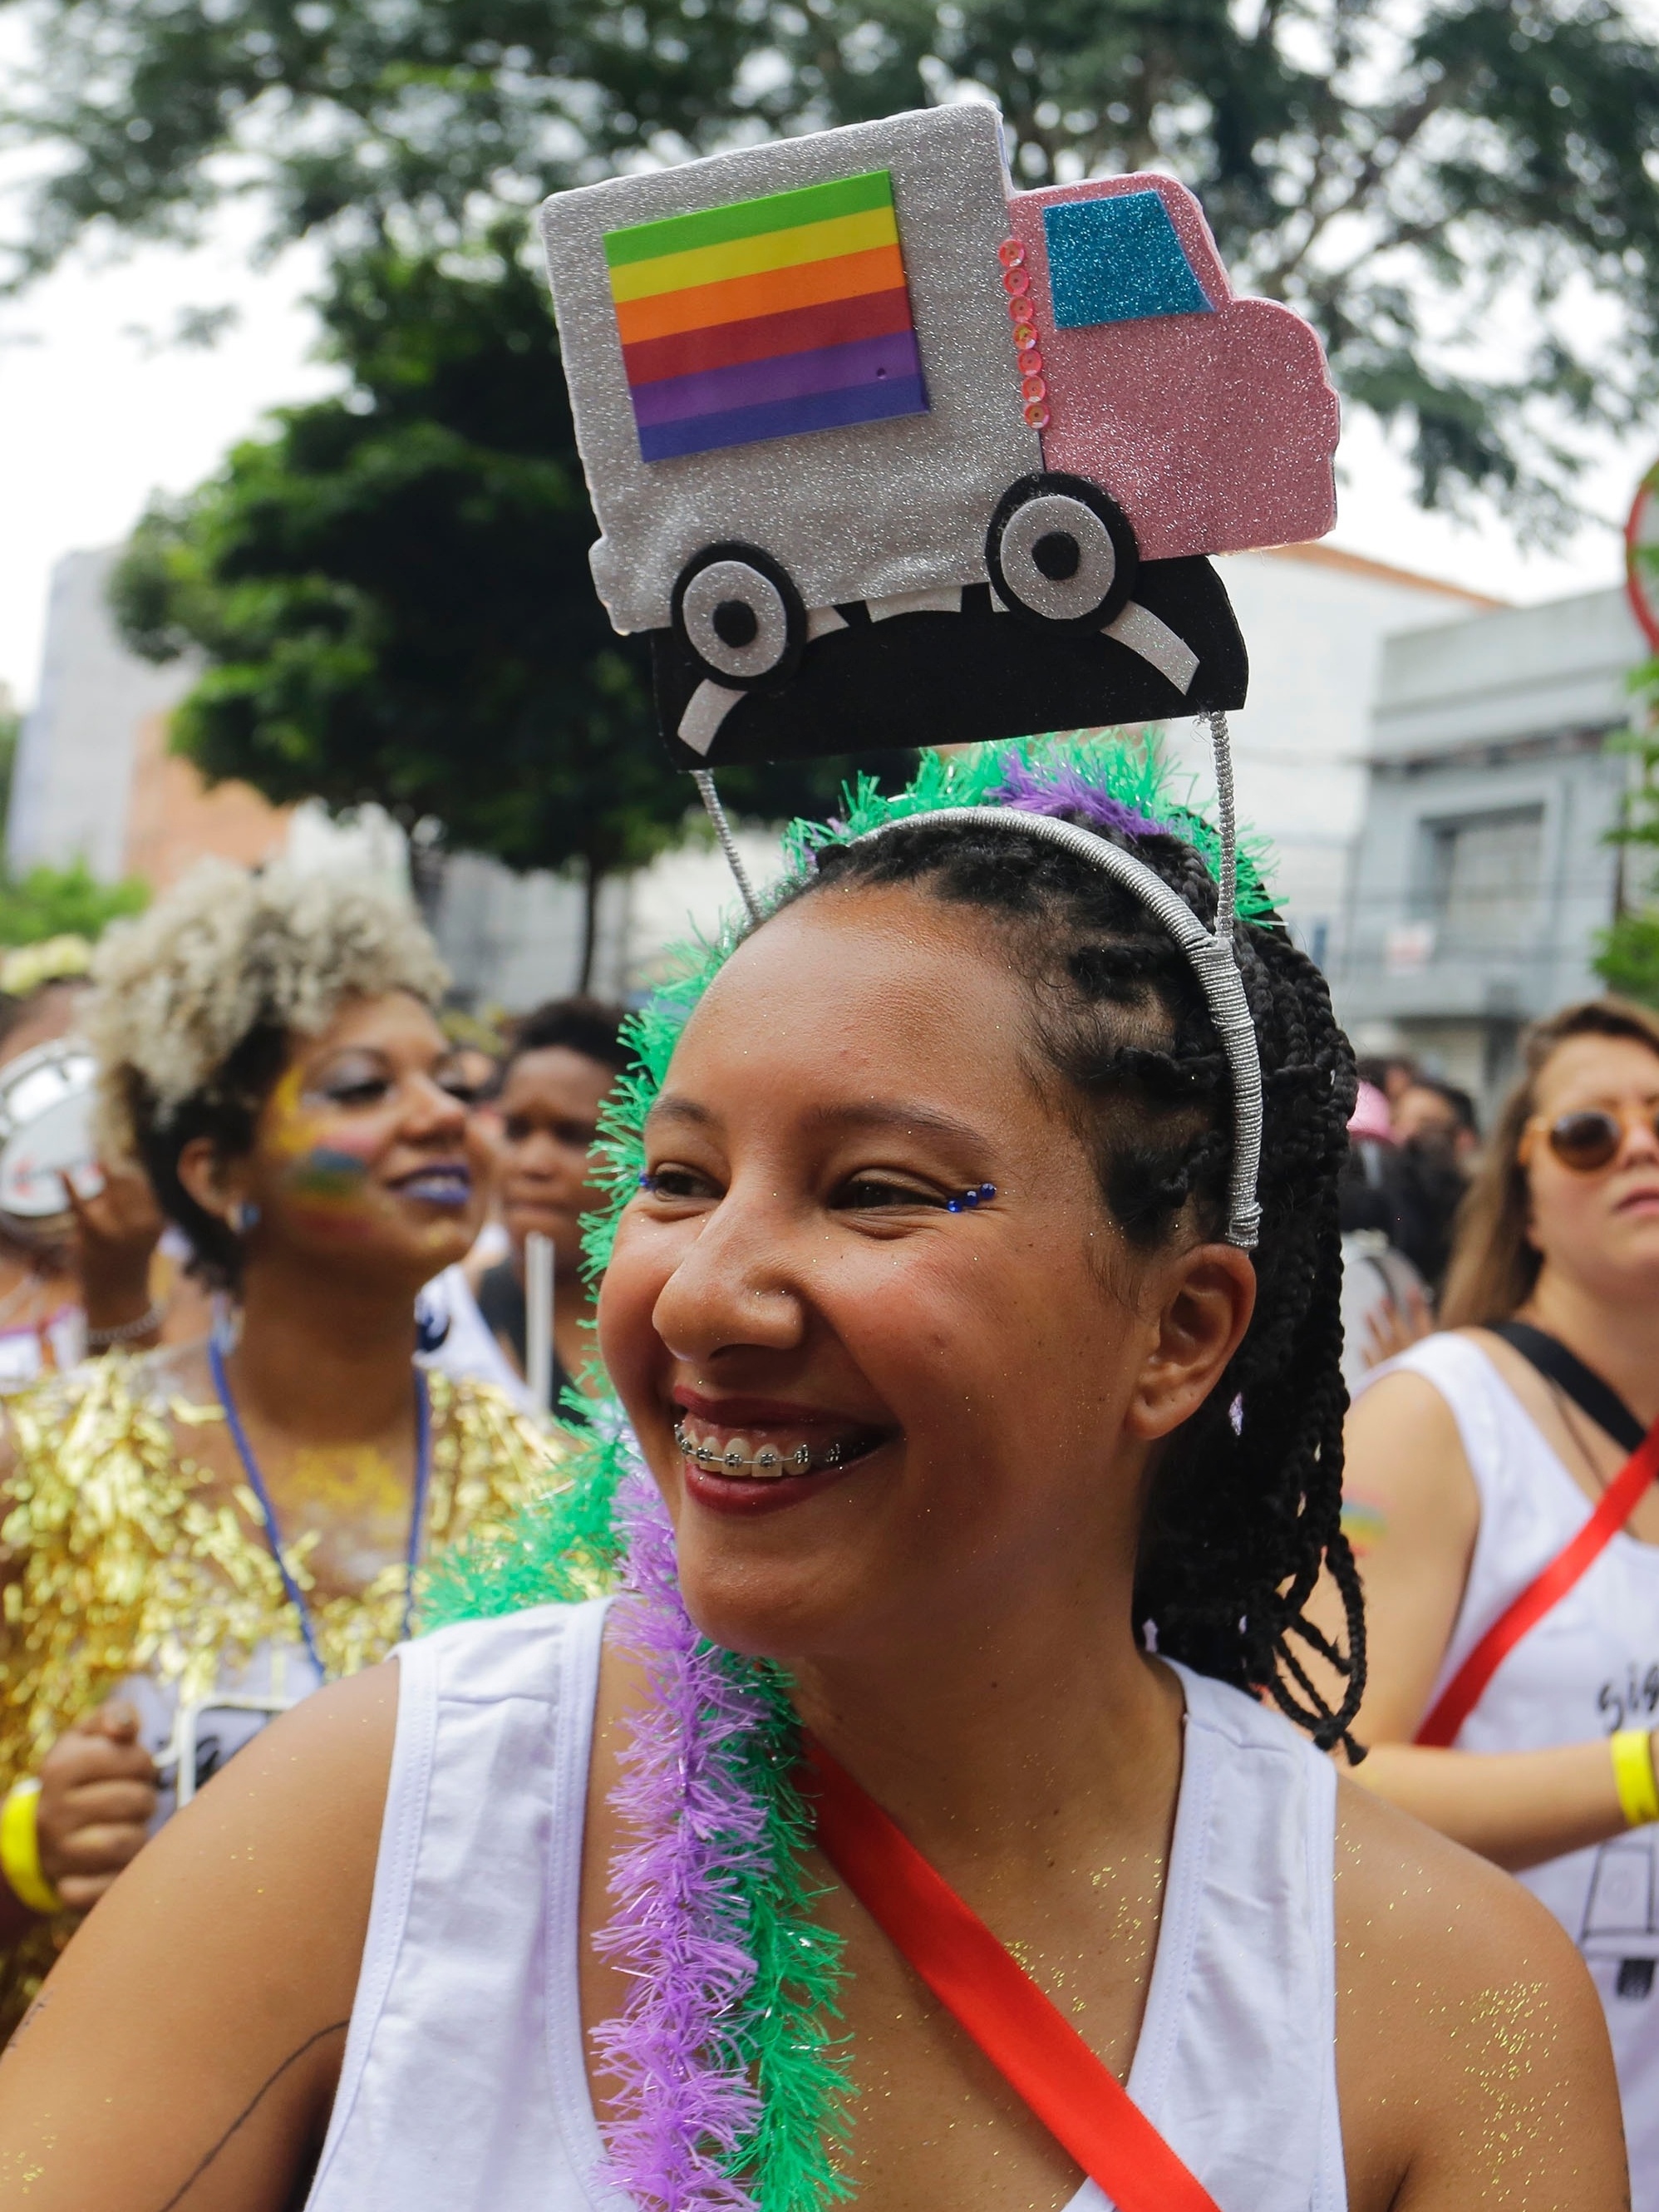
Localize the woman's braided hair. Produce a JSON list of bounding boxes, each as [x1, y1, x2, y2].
[[794, 804, 1366, 1751]]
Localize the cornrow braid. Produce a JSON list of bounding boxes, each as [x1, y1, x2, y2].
[[792, 806, 1366, 1753]]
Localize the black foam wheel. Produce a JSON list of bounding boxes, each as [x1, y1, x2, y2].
[[986, 475, 1139, 632], [671, 541, 806, 691]]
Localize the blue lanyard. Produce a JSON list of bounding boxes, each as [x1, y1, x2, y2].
[[209, 1335, 433, 1682]]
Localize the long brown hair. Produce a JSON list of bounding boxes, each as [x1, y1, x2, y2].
[[1440, 997, 1659, 1328]]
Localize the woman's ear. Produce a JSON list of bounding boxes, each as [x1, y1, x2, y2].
[[1125, 1243, 1257, 1441], [175, 1136, 246, 1229]]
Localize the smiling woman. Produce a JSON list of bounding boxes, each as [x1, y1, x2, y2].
[[0, 747, 1626, 2212], [0, 861, 564, 2046]]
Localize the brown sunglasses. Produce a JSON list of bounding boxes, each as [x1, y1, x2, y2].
[[1529, 1105, 1659, 1174]]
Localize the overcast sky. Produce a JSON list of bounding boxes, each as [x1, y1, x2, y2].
[[0, 173, 1647, 715]]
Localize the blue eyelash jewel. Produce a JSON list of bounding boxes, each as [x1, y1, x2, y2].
[[946, 1183, 997, 1213]]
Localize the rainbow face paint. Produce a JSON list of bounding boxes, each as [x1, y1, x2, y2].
[[255, 1033, 482, 1256], [289, 1144, 375, 1203], [263, 1062, 383, 1237], [1340, 1496, 1388, 1557]]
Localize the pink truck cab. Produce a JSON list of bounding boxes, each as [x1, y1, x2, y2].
[[1002, 173, 1337, 564]]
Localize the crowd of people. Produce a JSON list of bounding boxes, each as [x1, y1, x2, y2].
[[0, 760, 1648, 2209], [1337, 1052, 1479, 1388]]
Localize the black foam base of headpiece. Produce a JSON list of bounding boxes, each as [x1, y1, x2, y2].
[[654, 554, 1247, 771]]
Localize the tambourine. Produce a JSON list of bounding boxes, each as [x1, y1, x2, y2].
[[0, 1037, 103, 1244]]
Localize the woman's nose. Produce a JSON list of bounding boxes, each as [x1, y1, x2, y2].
[[1621, 1107, 1659, 1169], [406, 1072, 470, 1139], [650, 1190, 806, 1362], [512, 1128, 570, 1178]]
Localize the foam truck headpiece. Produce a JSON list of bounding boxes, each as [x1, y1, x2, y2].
[[539, 104, 1338, 769]]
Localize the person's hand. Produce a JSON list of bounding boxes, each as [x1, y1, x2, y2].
[[1363, 1282, 1434, 1371], [33, 1702, 158, 1913], [62, 1165, 165, 1341]]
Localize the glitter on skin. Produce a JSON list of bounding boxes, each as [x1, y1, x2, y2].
[[1430, 1978, 1561, 2204], [1332, 1816, 1600, 2209], [287, 1446, 406, 1520], [839, 1845, 1169, 2200]]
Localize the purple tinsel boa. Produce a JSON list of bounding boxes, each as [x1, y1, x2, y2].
[[591, 1468, 774, 2211], [991, 758, 1170, 843]]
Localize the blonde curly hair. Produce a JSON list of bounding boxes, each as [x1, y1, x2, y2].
[[86, 860, 449, 1169]]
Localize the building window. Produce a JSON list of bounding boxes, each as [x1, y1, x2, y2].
[[1421, 806, 1543, 950]]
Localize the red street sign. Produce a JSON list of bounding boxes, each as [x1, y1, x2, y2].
[[1626, 464, 1659, 652]]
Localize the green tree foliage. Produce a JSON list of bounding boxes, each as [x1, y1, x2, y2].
[[1597, 526, 1659, 1004], [0, 861, 149, 948], [24, 0, 1659, 983], [108, 235, 910, 982], [8, 0, 1659, 522], [1594, 910, 1659, 1005], [0, 702, 19, 845]]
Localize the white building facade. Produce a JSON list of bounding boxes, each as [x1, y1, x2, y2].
[[1171, 544, 1500, 971], [1335, 584, 1647, 1112]]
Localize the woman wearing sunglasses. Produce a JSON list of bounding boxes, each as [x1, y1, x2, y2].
[[1317, 998, 1659, 2207]]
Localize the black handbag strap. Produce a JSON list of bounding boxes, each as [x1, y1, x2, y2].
[[1491, 1321, 1647, 1454]]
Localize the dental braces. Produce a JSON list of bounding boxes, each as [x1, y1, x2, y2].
[[672, 1420, 844, 1475]]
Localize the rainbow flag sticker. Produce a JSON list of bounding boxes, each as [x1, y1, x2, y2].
[[605, 170, 929, 464]]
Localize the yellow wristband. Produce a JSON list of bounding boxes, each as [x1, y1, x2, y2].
[[1611, 1730, 1659, 1828], [0, 1781, 63, 1917]]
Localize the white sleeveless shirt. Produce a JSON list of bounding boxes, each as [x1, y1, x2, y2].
[[1369, 1333, 1659, 2210], [308, 1597, 1346, 2212]]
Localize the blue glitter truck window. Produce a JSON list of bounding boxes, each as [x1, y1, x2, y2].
[[1043, 192, 1213, 329]]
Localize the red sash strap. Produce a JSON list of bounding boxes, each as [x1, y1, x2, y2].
[[1416, 1416, 1659, 1748], [802, 1737, 1223, 2212]]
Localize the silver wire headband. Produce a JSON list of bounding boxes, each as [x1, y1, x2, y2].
[[692, 712, 1263, 1247]]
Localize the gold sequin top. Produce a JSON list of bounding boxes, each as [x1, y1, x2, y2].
[[0, 1349, 567, 2038]]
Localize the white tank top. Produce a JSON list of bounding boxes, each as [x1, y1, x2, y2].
[[308, 1597, 1346, 2212], [1370, 1333, 1659, 2210]]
